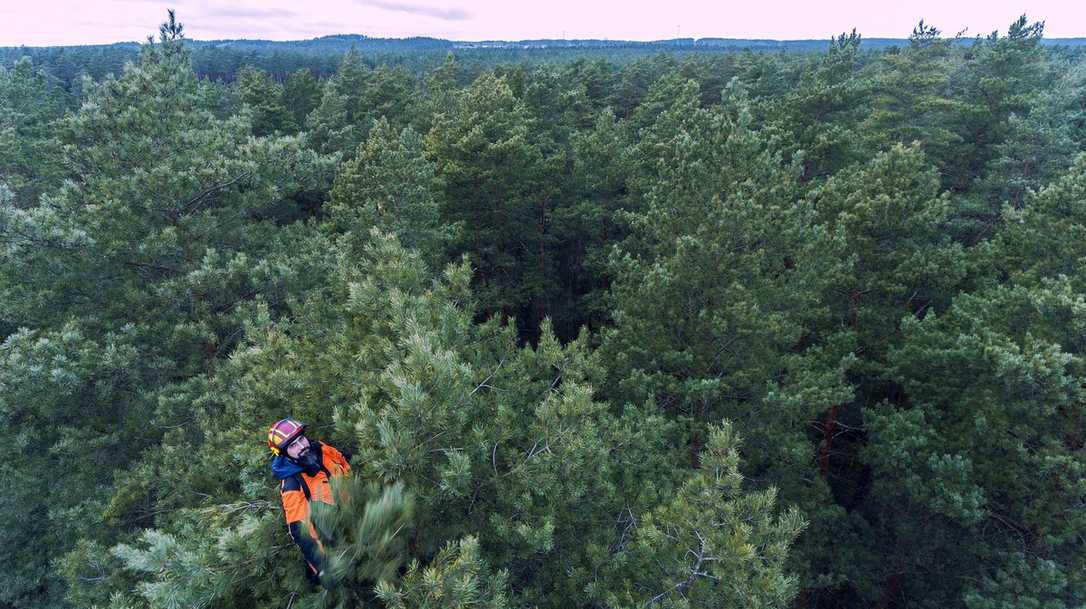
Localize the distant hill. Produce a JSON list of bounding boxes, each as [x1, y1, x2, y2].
[[6, 33, 1086, 55], [4, 33, 1085, 94]]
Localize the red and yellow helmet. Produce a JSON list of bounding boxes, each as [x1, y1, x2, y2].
[[267, 418, 306, 456]]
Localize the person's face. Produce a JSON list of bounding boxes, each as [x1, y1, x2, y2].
[[285, 434, 310, 459]]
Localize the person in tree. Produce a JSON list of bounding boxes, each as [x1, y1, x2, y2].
[[267, 418, 351, 588]]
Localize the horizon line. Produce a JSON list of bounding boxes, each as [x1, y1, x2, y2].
[[6, 31, 1086, 50]]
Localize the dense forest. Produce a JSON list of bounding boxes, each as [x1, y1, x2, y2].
[[1, 10, 1084, 609]]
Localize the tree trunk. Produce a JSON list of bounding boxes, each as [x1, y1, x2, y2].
[[818, 405, 839, 477]]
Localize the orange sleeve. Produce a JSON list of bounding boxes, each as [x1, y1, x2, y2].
[[281, 488, 309, 524], [323, 445, 351, 476]]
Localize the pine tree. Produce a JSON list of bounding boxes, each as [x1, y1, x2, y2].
[[593, 424, 806, 609], [865, 280, 1085, 607], [0, 15, 335, 607], [560, 106, 637, 334], [991, 154, 1086, 292], [952, 15, 1049, 242], [327, 116, 454, 266], [861, 22, 973, 190], [973, 87, 1078, 212], [307, 48, 370, 156], [0, 56, 66, 208], [598, 79, 856, 606], [601, 77, 849, 427], [283, 68, 322, 130], [306, 50, 418, 159], [799, 144, 976, 605], [425, 73, 556, 340], [767, 30, 871, 183], [375, 536, 510, 609], [237, 65, 297, 136], [808, 144, 968, 367], [419, 52, 461, 132], [357, 65, 418, 135]]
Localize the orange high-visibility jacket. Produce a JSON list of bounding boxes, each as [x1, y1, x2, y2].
[[277, 442, 350, 578], [279, 442, 351, 524]]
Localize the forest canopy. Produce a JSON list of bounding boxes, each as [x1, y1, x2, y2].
[[1, 11, 1084, 609]]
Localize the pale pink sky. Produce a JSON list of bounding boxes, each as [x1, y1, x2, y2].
[[0, 0, 1082, 46]]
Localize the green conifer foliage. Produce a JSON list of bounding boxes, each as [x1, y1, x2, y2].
[[0, 56, 66, 208], [952, 16, 1050, 241], [767, 30, 870, 182], [358, 66, 419, 135], [418, 53, 462, 132], [425, 73, 556, 339], [237, 65, 298, 136], [0, 323, 147, 609], [866, 280, 1085, 607], [106, 230, 803, 609], [992, 154, 1086, 290], [0, 35, 333, 329], [973, 89, 1078, 212], [8, 12, 1086, 609], [0, 23, 334, 608], [283, 68, 322, 131], [809, 144, 968, 365], [307, 48, 371, 156], [328, 117, 454, 265], [599, 79, 861, 607], [798, 145, 978, 604], [965, 16, 1048, 138], [375, 536, 510, 609], [601, 79, 849, 427], [560, 106, 637, 333], [594, 424, 806, 609], [306, 50, 418, 158], [104, 503, 305, 609], [861, 22, 972, 189]]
